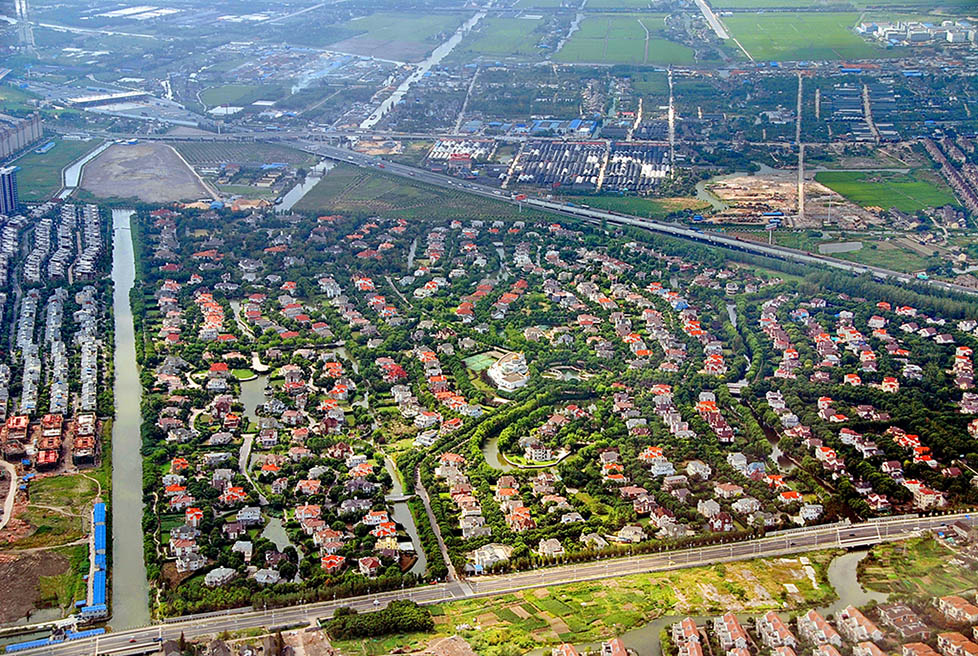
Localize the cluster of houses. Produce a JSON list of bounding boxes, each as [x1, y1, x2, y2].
[[668, 596, 978, 656], [435, 452, 492, 542]]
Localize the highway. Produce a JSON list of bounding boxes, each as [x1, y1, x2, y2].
[[19, 512, 973, 655], [297, 142, 978, 299]]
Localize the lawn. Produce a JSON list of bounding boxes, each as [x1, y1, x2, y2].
[[8, 473, 102, 549], [332, 551, 838, 655], [30, 473, 100, 514], [722, 12, 899, 61], [295, 163, 542, 223], [0, 83, 40, 113], [861, 537, 978, 597], [12, 138, 104, 201], [198, 84, 280, 108], [453, 17, 549, 60], [233, 368, 257, 380], [814, 170, 957, 213], [554, 14, 694, 65]]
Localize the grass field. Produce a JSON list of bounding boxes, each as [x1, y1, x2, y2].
[[861, 537, 978, 597], [0, 84, 40, 113], [723, 12, 897, 61], [560, 195, 709, 218], [327, 13, 464, 62], [554, 14, 694, 65], [714, 0, 973, 7], [834, 241, 932, 273], [332, 551, 837, 655], [12, 138, 104, 201], [198, 84, 280, 108], [295, 163, 542, 223], [587, 0, 659, 7], [173, 141, 315, 166], [453, 17, 548, 60], [814, 170, 957, 213]]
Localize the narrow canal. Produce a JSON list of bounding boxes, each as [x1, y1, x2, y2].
[[110, 209, 151, 629]]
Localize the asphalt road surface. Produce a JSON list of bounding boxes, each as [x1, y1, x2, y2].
[[25, 511, 972, 656]]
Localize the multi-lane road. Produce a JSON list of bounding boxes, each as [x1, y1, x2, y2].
[[23, 512, 973, 656], [296, 141, 978, 298]]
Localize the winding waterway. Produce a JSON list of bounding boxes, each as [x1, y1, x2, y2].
[[384, 457, 427, 576], [528, 550, 886, 656], [110, 209, 150, 629]]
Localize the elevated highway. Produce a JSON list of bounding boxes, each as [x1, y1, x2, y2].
[[17, 512, 975, 655]]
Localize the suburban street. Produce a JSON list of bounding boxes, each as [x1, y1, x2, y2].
[[24, 511, 973, 656]]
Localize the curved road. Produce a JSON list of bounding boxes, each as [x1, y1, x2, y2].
[[0, 460, 16, 532], [20, 511, 973, 656]]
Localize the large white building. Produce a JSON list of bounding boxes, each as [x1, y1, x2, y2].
[[487, 352, 529, 392]]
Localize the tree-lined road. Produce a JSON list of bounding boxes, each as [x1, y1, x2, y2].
[[23, 511, 972, 656]]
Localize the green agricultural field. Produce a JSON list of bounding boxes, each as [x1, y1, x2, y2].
[[861, 537, 978, 597], [332, 551, 838, 655], [555, 14, 694, 65], [12, 138, 104, 201], [453, 17, 549, 60], [326, 13, 465, 62], [814, 170, 957, 213], [723, 12, 897, 61]]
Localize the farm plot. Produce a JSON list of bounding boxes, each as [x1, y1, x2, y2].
[[554, 14, 693, 65], [173, 142, 315, 166], [326, 13, 465, 62], [814, 170, 957, 213], [453, 17, 549, 60], [722, 12, 898, 61]]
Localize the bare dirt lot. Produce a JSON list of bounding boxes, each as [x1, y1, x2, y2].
[[80, 143, 213, 203], [0, 552, 69, 624]]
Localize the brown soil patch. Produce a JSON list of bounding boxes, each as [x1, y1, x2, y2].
[[509, 605, 531, 619], [0, 551, 70, 625], [548, 616, 571, 635], [161, 560, 200, 589], [81, 143, 212, 203], [476, 612, 498, 626], [424, 635, 478, 656]]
